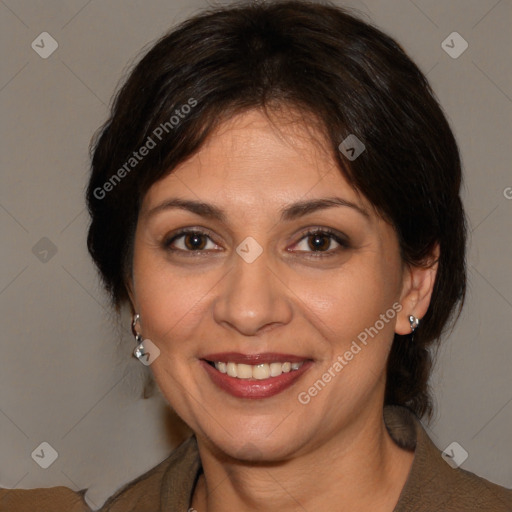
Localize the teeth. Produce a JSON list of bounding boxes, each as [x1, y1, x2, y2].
[[237, 363, 253, 379], [252, 364, 269, 380], [226, 362, 237, 378], [270, 362, 283, 377], [213, 361, 304, 379]]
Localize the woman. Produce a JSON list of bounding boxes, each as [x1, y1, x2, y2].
[[2, 1, 511, 510]]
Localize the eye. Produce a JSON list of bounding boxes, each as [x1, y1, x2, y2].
[[163, 229, 219, 253], [162, 227, 350, 258], [290, 228, 349, 257]]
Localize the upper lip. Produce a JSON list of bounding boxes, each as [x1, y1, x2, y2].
[[201, 352, 311, 364]]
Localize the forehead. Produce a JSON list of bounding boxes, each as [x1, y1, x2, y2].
[[141, 109, 367, 214]]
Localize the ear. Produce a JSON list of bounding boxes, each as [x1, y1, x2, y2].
[[395, 243, 439, 335]]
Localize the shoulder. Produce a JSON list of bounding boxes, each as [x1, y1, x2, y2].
[[100, 434, 201, 512], [385, 405, 512, 512], [0, 485, 90, 512], [0, 436, 200, 512]]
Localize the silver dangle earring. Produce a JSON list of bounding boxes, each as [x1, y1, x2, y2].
[[408, 315, 420, 336], [132, 313, 145, 361], [131, 314, 160, 365]]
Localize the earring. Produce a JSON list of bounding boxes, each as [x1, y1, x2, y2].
[[132, 313, 145, 361], [408, 315, 420, 333]]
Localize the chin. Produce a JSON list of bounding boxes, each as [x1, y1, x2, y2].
[[203, 426, 307, 463]]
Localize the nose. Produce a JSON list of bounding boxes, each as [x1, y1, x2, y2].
[[212, 245, 293, 337]]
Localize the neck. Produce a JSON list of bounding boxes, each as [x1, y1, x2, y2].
[[191, 405, 414, 512]]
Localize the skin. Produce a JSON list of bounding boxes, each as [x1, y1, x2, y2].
[[128, 109, 438, 511]]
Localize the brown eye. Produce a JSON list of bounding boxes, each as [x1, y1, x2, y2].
[[163, 229, 218, 253], [292, 228, 350, 257], [183, 232, 208, 250], [307, 232, 332, 252]]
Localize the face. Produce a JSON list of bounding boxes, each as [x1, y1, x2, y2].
[[129, 109, 409, 461]]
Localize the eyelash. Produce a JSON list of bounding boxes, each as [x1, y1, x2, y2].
[[162, 227, 350, 259]]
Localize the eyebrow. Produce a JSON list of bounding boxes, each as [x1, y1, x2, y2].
[[144, 196, 369, 222]]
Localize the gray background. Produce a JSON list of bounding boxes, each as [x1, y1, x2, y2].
[[1, 0, 511, 509]]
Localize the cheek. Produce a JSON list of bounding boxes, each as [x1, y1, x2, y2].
[[132, 246, 173, 331], [304, 257, 401, 345], [295, 266, 402, 414], [134, 262, 212, 345]]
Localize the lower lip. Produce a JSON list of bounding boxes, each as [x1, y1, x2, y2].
[[201, 360, 313, 399]]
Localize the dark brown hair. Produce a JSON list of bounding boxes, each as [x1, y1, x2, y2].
[[87, 0, 467, 420]]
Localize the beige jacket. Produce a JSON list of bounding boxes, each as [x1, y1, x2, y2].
[[2, 405, 511, 511]]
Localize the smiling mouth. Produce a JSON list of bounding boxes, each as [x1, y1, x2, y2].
[[206, 360, 305, 380], [201, 354, 313, 399]]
